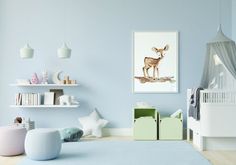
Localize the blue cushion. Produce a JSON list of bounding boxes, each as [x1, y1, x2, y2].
[[60, 128, 83, 142]]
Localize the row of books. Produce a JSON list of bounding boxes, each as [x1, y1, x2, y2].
[[15, 93, 42, 106]]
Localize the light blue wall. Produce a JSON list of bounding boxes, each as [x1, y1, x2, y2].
[[0, 0, 232, 128], [233, 1, 236, 41]]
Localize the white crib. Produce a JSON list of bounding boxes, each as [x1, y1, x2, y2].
[[187, 89, 236, 151]]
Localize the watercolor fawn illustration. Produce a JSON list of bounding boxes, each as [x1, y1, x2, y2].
[[135, 44, 175, 84], [143, 45, 169, 79]]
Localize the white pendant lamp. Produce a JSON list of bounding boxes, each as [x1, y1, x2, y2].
[[20, 43, 34, 59], [57, 43, 71, 58]]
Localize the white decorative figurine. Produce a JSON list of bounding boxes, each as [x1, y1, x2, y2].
[[59, 95, 79, 106], [52, 71, 63, 84], [41, 71, 48, 84], [59, 95, 72, 105]]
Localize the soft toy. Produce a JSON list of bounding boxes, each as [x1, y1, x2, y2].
[[78, 109, 108, 138], [14, 117, 22, 124]]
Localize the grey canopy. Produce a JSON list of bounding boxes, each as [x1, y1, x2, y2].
[[200, 27, 236, 89]]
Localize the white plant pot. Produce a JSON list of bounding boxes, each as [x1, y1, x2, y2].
[[20, 44, 34, 59], [57, 43, 71, 58]]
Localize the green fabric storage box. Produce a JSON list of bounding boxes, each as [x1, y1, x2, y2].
[[159, 112, 183, 140], [133, 108, 158, 140]]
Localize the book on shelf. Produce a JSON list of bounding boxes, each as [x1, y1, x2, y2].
[[22, 93, 25, 105], [38, 93, 41, 105], [15, 93, 22, 105], [33, 94, 37, 105], [15, 93, 42, 106]]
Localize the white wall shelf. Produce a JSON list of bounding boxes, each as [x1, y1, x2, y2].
[[10, 105, 79, 108], [10, 83, 79, 109], [10, 84, 79, 87]]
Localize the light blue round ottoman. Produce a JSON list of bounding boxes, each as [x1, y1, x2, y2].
[[25, 128, 61, 161]]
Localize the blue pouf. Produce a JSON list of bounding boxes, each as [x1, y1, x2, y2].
[[25, 128, 62, 161]]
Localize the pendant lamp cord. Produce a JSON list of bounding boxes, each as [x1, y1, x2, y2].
[[63, 0, 66, 43], [26, 1, 30, 44]]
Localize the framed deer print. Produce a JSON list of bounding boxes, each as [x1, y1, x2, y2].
[[133, 31, 178, 93]]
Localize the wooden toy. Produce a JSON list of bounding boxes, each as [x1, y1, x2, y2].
[[71, 80, 76, 84], [62, 75, 76, 84], [60, 80, 65, 84]]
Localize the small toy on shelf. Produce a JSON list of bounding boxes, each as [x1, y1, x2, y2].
[[59, 95, 72, 105], [64, 76, 71, 84], [61, 75, 76, 84], [71, 80, 76, 84], [52, 71, 63, 84], [41, 71, 48, 84], [31, 73, 39, 84], [59, 95, 79, 105], [60, 80, 66, 84], [52, 71, 76, 85]]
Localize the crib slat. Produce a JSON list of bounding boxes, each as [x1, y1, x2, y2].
[[200, 90, 236, 105]]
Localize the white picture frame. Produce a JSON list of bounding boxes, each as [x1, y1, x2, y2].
[[133, 31, 179, 93]]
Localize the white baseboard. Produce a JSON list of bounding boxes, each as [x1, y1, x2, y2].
[[205, 137, 236, 150], [102, 128, 133, 137], [192, 133, 236, 151]]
